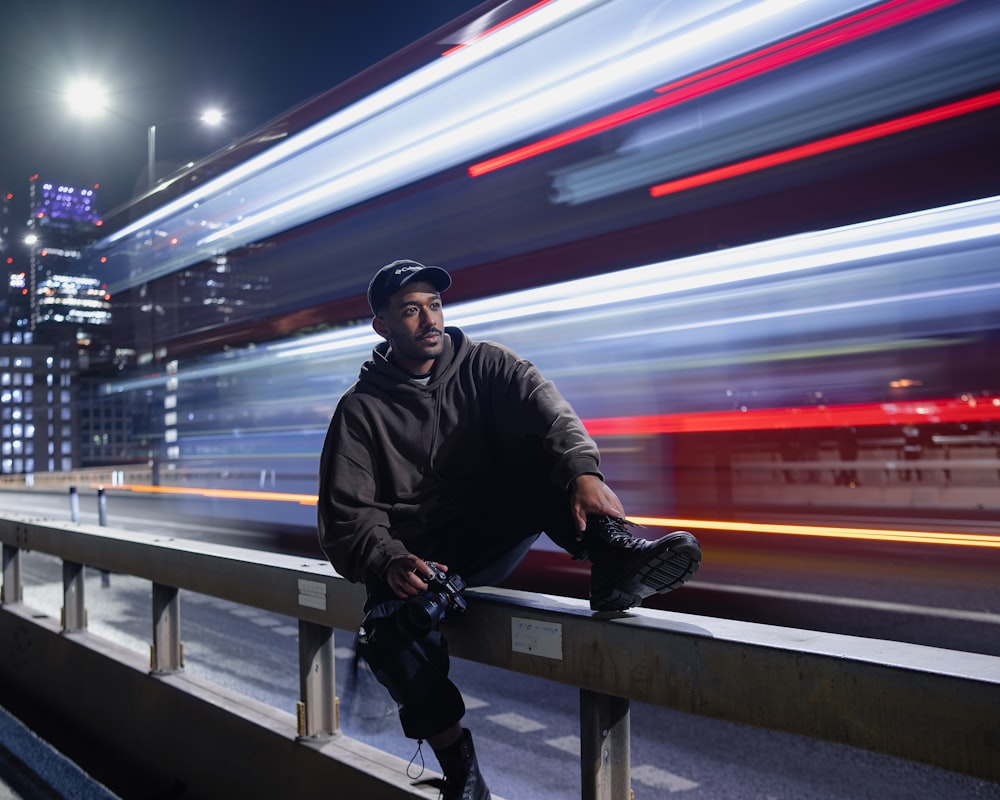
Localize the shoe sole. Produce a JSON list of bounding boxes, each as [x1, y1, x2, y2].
[[590, 532, 702, 612]]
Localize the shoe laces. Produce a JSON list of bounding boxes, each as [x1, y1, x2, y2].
[[593, 516, 642, 548]]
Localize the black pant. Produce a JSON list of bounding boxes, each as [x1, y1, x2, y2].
[[357, 476, 581, 740]]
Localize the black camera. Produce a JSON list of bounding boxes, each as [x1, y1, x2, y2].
[[395, 561, 467, 639]]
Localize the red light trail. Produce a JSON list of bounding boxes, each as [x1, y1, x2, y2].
[[582, 395, 1000, 436], [467, 0, 960, 178], [649, 89, 1000, 197]]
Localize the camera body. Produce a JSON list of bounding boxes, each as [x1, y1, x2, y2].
[[395, 561, 467, 639]]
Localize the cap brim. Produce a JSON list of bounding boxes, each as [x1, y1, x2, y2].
[[400, 266, 451, 293]]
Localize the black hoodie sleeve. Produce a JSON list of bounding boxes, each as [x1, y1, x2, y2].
[[317, 392, 409, 583], [483, 341, 603, 487]]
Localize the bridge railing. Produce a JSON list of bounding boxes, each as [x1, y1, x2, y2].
[[1, 513, 998, 799]]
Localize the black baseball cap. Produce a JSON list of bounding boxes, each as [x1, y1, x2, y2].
[[368, 259, 452, 315]]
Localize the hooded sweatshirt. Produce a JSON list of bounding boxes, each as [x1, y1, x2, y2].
[[317, 326, 602, 583]]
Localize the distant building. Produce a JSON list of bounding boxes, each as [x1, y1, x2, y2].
[[0, 178, 114, 478], [1, 189, 15, 332], [0, 331, 76, 475], [25, 176, 110, 355]]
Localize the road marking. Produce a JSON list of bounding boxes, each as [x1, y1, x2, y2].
[[705, 582, 1000, 624], [487, 712, 545, 733], [462, 693, 489, 710], [546, 735, 579, 755], [632, 764, 699, 792], [544, 736, 700, 792], [248, 615, 284, 627], [230, 606, 264, 618]]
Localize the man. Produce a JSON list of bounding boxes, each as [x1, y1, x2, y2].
[[318, 259, 701, 799]]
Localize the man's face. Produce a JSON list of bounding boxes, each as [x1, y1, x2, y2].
[[372, 280, 445, 374]]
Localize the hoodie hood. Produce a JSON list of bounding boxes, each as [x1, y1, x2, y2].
[[361, 327, 468, 392]]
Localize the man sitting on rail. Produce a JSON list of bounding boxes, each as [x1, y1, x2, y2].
[[317, 259, 702, 799]]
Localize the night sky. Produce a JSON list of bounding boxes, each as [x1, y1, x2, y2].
[[0, 0, 485, 218]]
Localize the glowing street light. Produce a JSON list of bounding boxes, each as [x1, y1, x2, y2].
[[63, 77, 226, 188], [147, 107, 225, 187], [64, 78, 109, 118], [200, 108, 225, 126]]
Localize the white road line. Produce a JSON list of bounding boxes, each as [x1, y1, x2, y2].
[[631, 764, 699, 792], [487, 712, 545, 733], [462, 693, 489, 710], [704, 582, 1000, 624], [544, 737, 700, 792], [545, 735, 579, 756]]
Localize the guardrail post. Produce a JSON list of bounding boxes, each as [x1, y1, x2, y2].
[[62, 561, 87, 632], [580, 689, 631, 800], [151, 583, 183, 673], [69, 486, 80, 523], [297, 620, 338, 740], [2, 544, 22, 604], [97, 487, 108, 526]]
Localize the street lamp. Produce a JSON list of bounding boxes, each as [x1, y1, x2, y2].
[[147, 108, 225, 187], [64, 77, 226, 188], [63, 78, 108, 118]]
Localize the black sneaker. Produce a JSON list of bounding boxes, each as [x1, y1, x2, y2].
[[585, 515, 701, 612]]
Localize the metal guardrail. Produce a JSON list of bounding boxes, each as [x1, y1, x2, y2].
[[1, 513, 999, 798]]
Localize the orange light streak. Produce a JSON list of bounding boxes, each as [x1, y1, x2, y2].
[[630, 516, 1000, 548], [100, 485, 999, 549], [97, 483, 318, 506]]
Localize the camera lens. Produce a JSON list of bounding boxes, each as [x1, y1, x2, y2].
[[396, 593, 446, 638]]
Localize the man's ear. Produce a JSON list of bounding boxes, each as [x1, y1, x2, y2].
[[372, 316, 389, 340]]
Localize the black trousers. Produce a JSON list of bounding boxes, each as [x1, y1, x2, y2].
[[357, 476, 582, 740]]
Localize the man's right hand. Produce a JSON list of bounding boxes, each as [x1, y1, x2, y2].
[[385, 553, 449, 599]]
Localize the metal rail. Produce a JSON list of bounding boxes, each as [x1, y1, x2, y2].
[[2, 513, 999, 798]]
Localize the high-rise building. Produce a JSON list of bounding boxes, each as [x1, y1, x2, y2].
[[0, 331, 76, 475], [0, 178, 112, 478], [0, 189, 15, 332], [25, 176, 110, 354]]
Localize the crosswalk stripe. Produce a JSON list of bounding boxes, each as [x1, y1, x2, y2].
[[545, 736, 580, 756], [631, 764, 699, 792], [487, 712, 546, 733]]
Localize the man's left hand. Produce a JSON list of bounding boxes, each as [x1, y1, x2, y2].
[[569, 473, 626, 537]]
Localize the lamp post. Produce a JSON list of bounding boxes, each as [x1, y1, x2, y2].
[[147, 109, 224, 187], [64, 77, 225, 188], [147, 125, 156, 188]]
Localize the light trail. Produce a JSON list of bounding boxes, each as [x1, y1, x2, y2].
[[468, 0, 959, 177], [648, 89, 1000, 197], [630, 517, 1000, 548], [99, 484, 1000, 549]]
